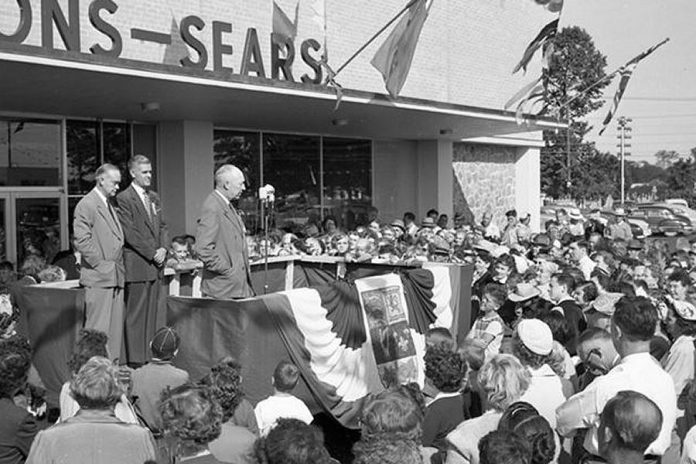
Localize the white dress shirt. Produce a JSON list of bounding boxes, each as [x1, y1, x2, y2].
[[556, 352, 677, 456], [132, 183, 152, 217], [662, 334, 695, 412]]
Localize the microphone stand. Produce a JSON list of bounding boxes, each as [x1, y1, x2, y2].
[[261, 198, 273, 294]]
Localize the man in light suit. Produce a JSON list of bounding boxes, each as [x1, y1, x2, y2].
[[73, 163, 125, 359], [116, 155, 169, 365], [196, 164, 254, 299]]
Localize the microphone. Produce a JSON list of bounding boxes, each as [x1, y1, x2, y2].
[[258, 184, 275, 204]]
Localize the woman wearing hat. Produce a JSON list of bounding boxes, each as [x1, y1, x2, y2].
[[512, 319, 572, 430]]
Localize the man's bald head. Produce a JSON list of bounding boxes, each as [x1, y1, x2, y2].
[[214, 164, 246, 200], [599, 390, 662, 456]]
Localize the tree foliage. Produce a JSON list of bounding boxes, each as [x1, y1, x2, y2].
[[544, 26, 609, 121], [540, 26, 610, 199]]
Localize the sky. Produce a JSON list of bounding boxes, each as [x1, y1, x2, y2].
[[560, 0, 696, 164]]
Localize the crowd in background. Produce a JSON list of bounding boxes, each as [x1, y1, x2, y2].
[[2, 203, 696, 463]]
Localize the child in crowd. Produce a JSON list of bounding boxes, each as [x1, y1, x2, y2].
[[254, 360, 313, 436], [166, 235, 203, 272], [131, 327, 189, 434], [422, 346, 469, 459], [0, 261, 16, 294], [466, 283, 507, 362]]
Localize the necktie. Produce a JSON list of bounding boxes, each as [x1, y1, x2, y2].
[[143, 192, 153, 221]]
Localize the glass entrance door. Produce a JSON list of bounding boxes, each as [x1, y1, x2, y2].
[[0, 194, 8, 262], [0, 192, 66, 267]]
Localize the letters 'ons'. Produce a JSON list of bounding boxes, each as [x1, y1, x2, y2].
[[0, 0, 324, 84]]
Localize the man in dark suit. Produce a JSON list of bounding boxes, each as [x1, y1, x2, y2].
[[196, 164, 254, 299], [116, 155, 169, 365], [73, 163, 125, 359]]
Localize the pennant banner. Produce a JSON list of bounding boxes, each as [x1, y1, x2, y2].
[[598, 38, 669, 135], [371, 0, 431, 98]]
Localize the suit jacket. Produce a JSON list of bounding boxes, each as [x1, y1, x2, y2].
[[196, 191, 254, 299], [73, 188, 125, 288], [116, 185, 169, 282]]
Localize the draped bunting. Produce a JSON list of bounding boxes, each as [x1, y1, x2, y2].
[[15, 261, 472, 428]]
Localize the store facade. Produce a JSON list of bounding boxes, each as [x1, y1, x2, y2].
[[0, 0, 562, 265]]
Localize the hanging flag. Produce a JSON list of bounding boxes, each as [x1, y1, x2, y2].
[[512, 18, 559, 75], [273, 1, 299, 39], [371, 0, 431, 98], [598, 38, 669, 135]]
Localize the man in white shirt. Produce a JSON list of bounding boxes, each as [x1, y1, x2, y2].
[[570, 240, 596, 281], [556, 296, 677, 460]]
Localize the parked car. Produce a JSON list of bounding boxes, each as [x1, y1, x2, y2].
[[600, 211, 651, 239], [631, 205, 693, 236]]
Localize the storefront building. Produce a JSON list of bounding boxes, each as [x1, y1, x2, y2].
[[0, 0, 562, 265]]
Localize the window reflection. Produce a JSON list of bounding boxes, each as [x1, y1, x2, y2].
[[323, 137, 372, 230], [263, 134, 321, 230], [16, 198, 61, 265], [103, 122, 131, 181], [67, 120, 99, 195], [0, 199, 5, 262], [0, 119, 61, 186], [213, 131, 261, 232]]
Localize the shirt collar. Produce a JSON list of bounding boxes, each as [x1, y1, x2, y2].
[[434, 391, 462, 401], [94, 187, 108, 207], [132, 182, 147, 198], [215, 189, 229, 204], [619, 352, 653, 365]]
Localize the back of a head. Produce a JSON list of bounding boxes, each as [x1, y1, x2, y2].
[[479, 430, 531, 464], [273, 360, 300, 393], [352, 436, 422, 464], [360, 390, 422, 441], [478, 354, 531, 412], [255, 418, 331, 464], [201, 358, 243, 421], [150, 326, 181, 360], [68, 329, 108, 374], [424, 345, 468, 393], [159, 384, 222, 446], [498, 402, 555, 464], [0, 336, 32, 399], [612, 296, 658, 342], [70, 356, 122, 410], [600, 390, 663, 454], [459, 338, 486, 372], [425, 327, 454, 350]]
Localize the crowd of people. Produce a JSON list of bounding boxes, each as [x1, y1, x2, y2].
[[1, 202, 696, 464], [4, 157, 696, 463]]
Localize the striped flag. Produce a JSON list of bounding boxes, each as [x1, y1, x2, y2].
[[371, 0, 432, 98], [598, 38, 670, 135]]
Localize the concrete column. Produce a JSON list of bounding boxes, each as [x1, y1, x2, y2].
[[158, 121, 214, 236], [416, 139, 453, 220], [515, 146, 541, 232], [372, 140, 418, 222]]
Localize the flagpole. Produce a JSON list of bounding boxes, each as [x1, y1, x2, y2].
[[333, 0, 420, 77]]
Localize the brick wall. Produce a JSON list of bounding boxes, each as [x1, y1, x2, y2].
[[453, 142, 518, 229], [1, 0, 555, 109]]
